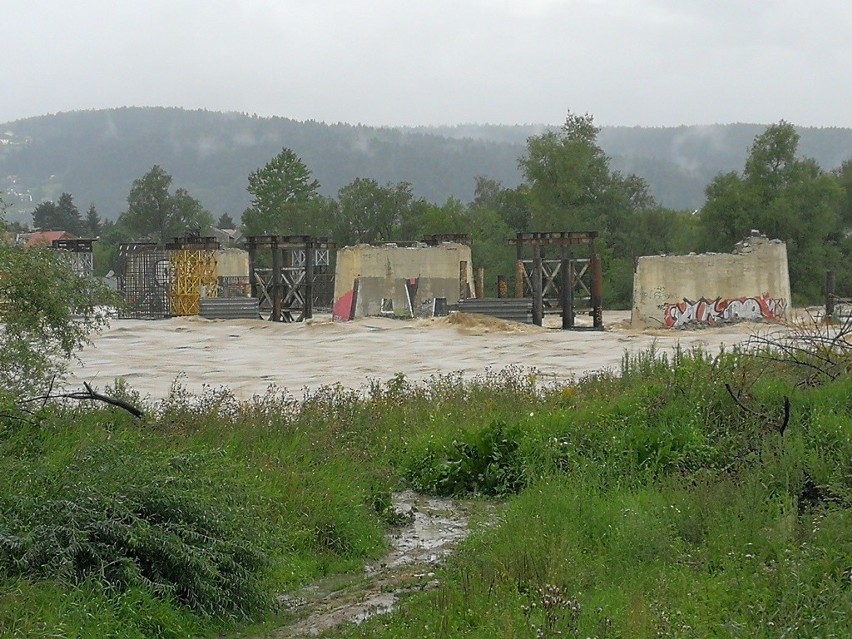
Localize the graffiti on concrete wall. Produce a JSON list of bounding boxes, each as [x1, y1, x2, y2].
[[662, 294, 786, 328]]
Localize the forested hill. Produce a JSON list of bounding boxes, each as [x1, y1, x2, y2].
[[2, 107, 852, 222]]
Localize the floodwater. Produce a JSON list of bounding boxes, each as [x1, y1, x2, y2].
[[270, 491, 491, 637], [67, 311, 791, 401]]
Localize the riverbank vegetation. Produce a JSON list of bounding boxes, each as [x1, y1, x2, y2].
[[1, 326, 850, 637]]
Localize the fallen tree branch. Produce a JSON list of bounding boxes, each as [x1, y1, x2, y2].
[[21, 382, 144, 419]]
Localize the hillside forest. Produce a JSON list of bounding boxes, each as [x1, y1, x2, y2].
[[3, 110, 852, 306]]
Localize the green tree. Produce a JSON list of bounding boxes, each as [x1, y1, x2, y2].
[[217, 212, 236, 228], [470, 177, 532, 233], [471, 176, 503, 210], [519, 111, 656, 306], [84, 203, 102, 237], [0, 245, 111, 398], [520, 112, 654, 235], [835, 158, 852, 229], [417, 197, 469, 237], [332, 179, 419, 245], [31, 193, 84, 235], [32, 200, 61, 230], [57, 192, 84, 235], [701, 122, 842, 301], [468, 207, 515, 296], [119, 165, 213, 244], [496, 185, 532, 233], [241, 148, 321, 236], [833, 159, 852, 294]]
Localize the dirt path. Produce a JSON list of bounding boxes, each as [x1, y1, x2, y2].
[[268, 491, 490, 638]]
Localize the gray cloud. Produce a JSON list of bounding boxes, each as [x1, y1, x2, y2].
[[3, 0, 851, 127]]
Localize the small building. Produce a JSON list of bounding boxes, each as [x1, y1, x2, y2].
[[206, 227, 244, 247], [23, 230, 77, 247], [631, 233, 791, 328], [333, 242, 475, 321]]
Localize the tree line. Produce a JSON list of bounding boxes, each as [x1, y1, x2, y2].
[[7, 113, 852, 307]]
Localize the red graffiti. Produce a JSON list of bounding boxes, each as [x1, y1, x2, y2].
[[662, 294, 786, 328], [332, 289, 356, 322]]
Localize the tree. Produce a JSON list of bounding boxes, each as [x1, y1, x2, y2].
[[57, 193, 84, 235], [0, 245, 111, 398], [119, 165, 213, 244], [417, 197, 469, 237], [470, 177, 533, 233], [31, 193, 83, 235], [471, 176, 503, 210], [520, 112, 654, 234], [217, 212, 236, 229], [241, 148, 321, 236], [331, 179, 419, 245], [833, 159, 852, 294], [701, 121, 842, 301], [467, 207, 515, 296], [84, 203, 102, 237], [32, 201, 61, 230], [519, 111, 656, 306], [835, 158, 852, 229]]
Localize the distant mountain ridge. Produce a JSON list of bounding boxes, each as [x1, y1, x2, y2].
[[2, 107, 851, 223]]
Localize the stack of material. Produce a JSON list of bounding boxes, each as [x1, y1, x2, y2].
[[199, 298, 259, 320], [456, 298, 533, 324]]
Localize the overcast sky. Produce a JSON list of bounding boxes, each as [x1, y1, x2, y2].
[[4, 0, 851, 128]]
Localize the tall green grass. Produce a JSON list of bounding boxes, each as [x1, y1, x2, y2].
[[335, 348, 852, 638], [1, 347, 850, 637]]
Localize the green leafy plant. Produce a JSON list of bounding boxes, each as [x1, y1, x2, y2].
[[0, 442, 268, 619], [0, 244, 113, 398], [406, 420, 527, 496]]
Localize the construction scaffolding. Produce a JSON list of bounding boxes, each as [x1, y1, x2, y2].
[[166, 235, 220, 316], [117, 243, 170, 319], [508, 231, 604, 329], [246, 235, 334, 322], [51, 238, 95, 277]]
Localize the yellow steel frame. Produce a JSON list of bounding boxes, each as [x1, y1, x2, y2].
[[169, 248, 218, 316]]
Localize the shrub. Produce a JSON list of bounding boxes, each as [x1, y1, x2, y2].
[[406, 420, 527, 496], [0, 441, 268, 619]]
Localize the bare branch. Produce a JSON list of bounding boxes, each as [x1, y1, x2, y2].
[[20, 383, 144, 419]]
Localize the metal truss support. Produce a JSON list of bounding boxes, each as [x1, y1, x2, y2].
[[117, 243, 170, 319], [51, 238, 95, 278], [245, 235, 334, 322], [508, 231, 604, 330]]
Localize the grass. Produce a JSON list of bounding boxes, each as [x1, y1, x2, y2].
[[1, 343, 850, 637]]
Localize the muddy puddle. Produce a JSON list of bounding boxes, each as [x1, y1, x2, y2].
[[269, 491, 491, 638]]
